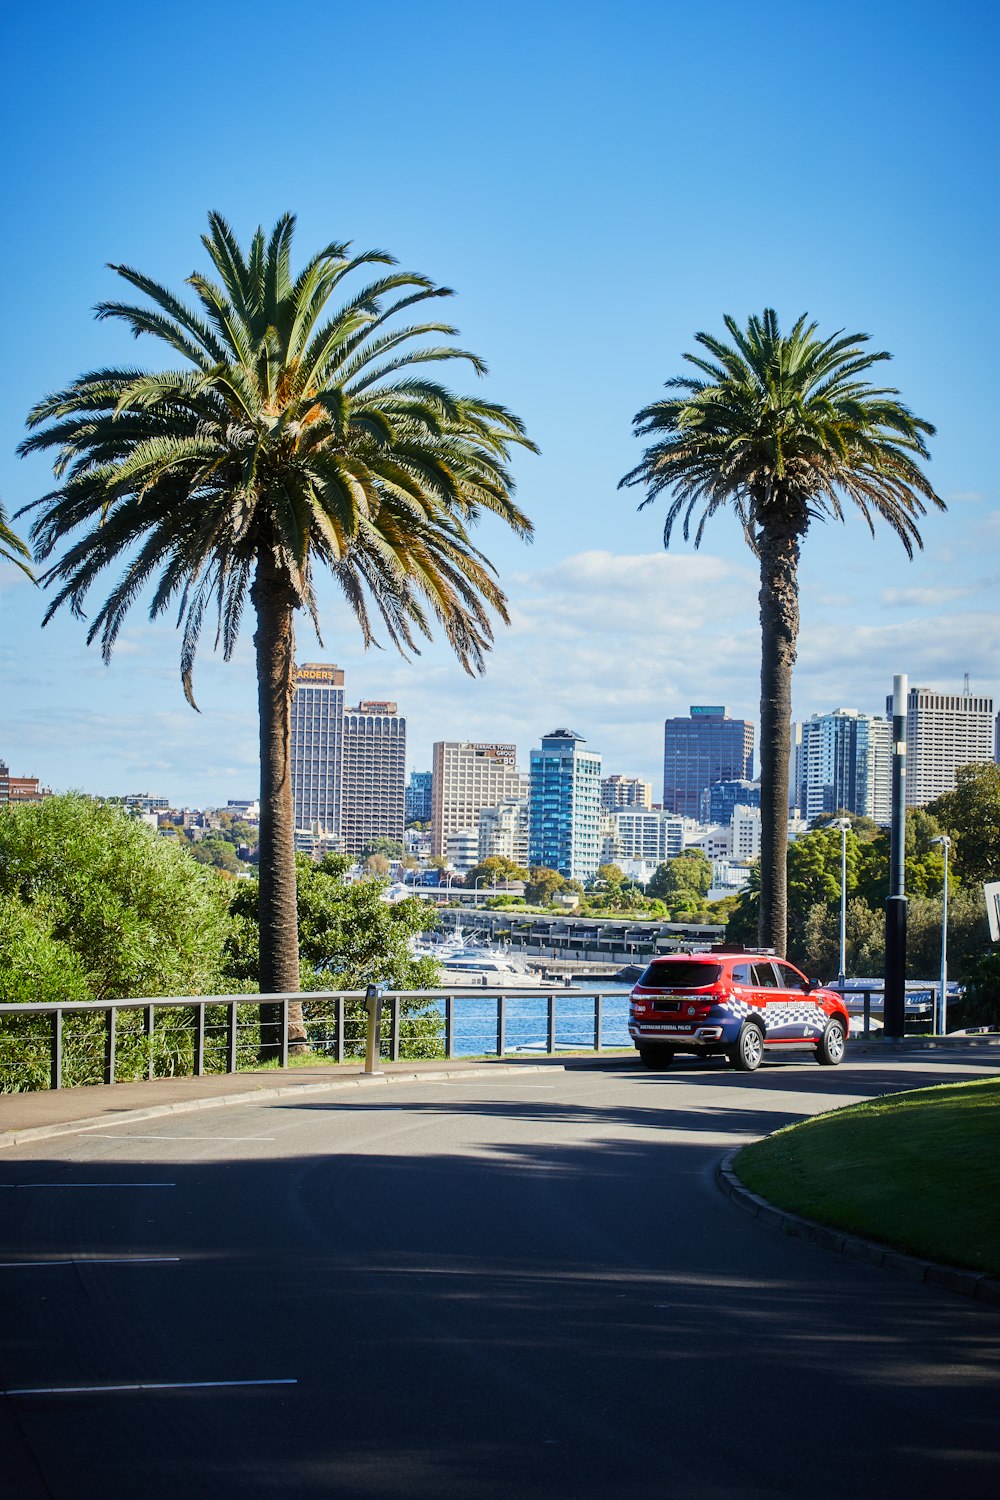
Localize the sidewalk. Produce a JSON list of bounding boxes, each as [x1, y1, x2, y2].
[[0, 1056, 570, 1150]]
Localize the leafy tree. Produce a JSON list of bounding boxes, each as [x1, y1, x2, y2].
[[463, 855, 528, 889], [0, 794, 230, 1000], [524, 867, 566, 905], [0, 497, 34, 579], [225, 860, 442, 1059], [365, 853, 392, 877], [19, 213, 535, 1052], [929, 762, 1000, 885], [648, 850, 712, 906], [360, 837, 405, 862], [622, 309, 942, 954], [187, 832, 247, 875]]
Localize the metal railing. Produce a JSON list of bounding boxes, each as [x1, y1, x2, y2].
[[0, 987, 631, 1093]]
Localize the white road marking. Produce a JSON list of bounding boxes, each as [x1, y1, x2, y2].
[[7, 1378, 298, 1395], [0, 1182, 176, 1189], [0, 1257, 180, 1268], [98, 1135, 275, 1142]]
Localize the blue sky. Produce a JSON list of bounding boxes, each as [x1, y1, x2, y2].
[[1, 0, 997, 804]]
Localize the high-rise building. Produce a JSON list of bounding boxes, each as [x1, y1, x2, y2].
[[478, 799, 530, 866], [404, 770, 433, 825], [600, 774, 653, 812], [897, 686, 996, 806], [528, 729, 602, 883], [290, 663, 345, 842], [430, 742, 528, 858], [662, 706, 754, 818], [798, 710, 891, 825], [340, 701, 406, 857], [700, 779, 761, 826]]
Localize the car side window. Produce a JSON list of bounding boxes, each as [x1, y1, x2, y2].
[[731, 963, 751, 984], [751, 962, 779, 988], [774, 961, 807, 991]]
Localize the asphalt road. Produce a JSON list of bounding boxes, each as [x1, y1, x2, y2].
[[2, 1051, 999, 1499]]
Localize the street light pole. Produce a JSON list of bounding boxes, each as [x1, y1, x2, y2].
[[832, 818, 852, 987], [884, 673, 908, 1038], [931, 835, 951, 1035]]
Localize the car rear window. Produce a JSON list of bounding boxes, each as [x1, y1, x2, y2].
[[638, 961, 721, 989]]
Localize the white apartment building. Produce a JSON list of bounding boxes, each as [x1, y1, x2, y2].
[[903, 687, 996, 805], [478, 799, 530, 866], [445, 827, 480, 873], [798, 709, 891, 825], [602, 807, 685, 864], [731, 804, 762, 861], [600, 774, 653, 812], [431, 742, 529, 858]]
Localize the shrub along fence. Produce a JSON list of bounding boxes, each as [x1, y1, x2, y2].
[[0, 987, 632, 1093]]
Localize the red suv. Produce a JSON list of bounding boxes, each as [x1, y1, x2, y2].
[[629, 950, 850, 1072]]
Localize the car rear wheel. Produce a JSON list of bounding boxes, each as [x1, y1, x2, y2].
[[816, 1018, 846, 1066], [728, 1023, 764, 1072], [638, 1043, 675, 1070]]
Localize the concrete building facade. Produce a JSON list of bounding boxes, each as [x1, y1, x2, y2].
[[798, 709, 891, 825], [430, 742, 528, 858], [290, 663, 345, 842], [340, 701, 406, 857], [901, 687, 996, 805]]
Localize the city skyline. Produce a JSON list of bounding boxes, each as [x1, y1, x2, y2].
[[1, 4, 997, 805]]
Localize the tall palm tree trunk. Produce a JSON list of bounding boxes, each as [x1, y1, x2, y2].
[[757, 523, 800, 956], [252, 555, 305, 1057]]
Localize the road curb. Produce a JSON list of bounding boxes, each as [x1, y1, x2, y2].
[[0, 1064, 565, 1151], [717, 1150, 1000, 1308]]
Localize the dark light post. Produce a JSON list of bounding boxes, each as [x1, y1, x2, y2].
[[931, 835, 951, 1035], [884, 674, 908, 1038], [832, 817, 852, 987]]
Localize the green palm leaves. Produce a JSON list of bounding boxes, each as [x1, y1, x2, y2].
[[0, 498, 33, 580], [20, 212, 536, 706], [621, 309, 942, 954], [620, 308, 943, 552]]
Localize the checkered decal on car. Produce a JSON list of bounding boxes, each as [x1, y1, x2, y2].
[[722, 996, 826, 1035]]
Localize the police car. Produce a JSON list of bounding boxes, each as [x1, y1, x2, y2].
[[629, 948, 850, 1071]]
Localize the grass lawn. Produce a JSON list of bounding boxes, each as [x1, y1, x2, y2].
[[735, 1076, 1000, 1278]]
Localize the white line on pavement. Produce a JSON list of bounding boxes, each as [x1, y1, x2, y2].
[[7, 1378, 298, 1395], [0, 1257, 180, 1268]]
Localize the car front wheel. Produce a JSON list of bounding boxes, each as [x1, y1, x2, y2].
[[638, 1043, 674, 1070], [816, 1018, 846, 1066], [728, 1023, 764, 1072]]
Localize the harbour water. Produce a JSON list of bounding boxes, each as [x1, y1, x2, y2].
[[425, 987, 633, 1056]]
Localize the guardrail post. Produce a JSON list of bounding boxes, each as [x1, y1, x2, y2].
[[863, 990, 871, 1037], [51, 1009, 62, 1091], [104, 1007, 117, 1085], [145, 1003, 155, 1078], [497, 995, 506, 1057], [194, 1002, 206, 1076], [389, 994, 400, 1062], [547, 994, 556, 1054], [445, 996, 454, 1059], [279, 997, 289, 1070], [335, 995, 345, 1064], [226, 1000, 237, 1074], [364, 984, 383, 1074], [594, 993, 603, 1051]]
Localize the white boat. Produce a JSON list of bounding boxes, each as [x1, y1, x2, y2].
[[411, 930, 545, 987]]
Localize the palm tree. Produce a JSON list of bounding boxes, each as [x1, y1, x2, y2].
[[0, 499, 33, 579], [19, 213, 535, 1048], [620, 309, 942, 955]]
